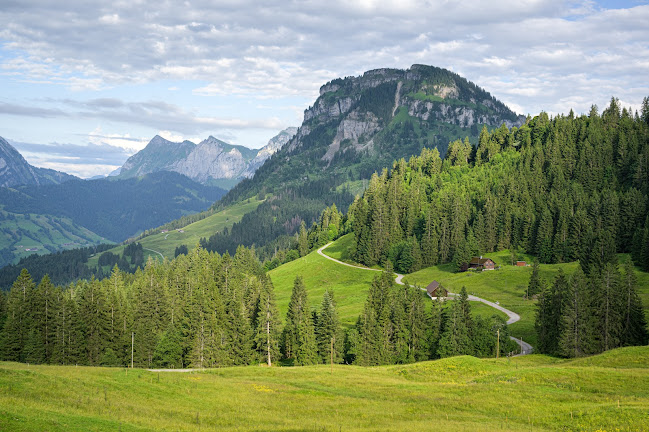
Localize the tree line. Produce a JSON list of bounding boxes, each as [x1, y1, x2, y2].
[[0, 242, 517, 368], [535, 261, 648, 357]]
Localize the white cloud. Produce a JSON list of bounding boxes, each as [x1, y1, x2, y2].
[[0, 0, 647, 130], [87, 127, 149, 153]]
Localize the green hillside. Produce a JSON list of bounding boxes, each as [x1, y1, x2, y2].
[[277, 234, 649, 348], [269, 237, 509, 329], [1, 346, 648, 431], [87, 198, 263, 268], [0, 210, 107, 268]]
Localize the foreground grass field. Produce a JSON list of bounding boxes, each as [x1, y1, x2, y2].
[[1, 346, 648, 431]]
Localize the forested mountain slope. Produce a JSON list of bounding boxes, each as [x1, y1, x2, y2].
[[343, 100, 648, 275], [203, 64, 524, 256]]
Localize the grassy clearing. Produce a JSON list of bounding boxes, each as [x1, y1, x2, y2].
[[87, 199, 263, 268], [1, 346, 648, 431], [318, 236, 649, 348], [268, 248, 376, 327], [270, 237, 508, 327]]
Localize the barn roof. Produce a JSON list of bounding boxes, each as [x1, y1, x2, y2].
[[469, 256, 495, 265], [426, 280, 440, 294]]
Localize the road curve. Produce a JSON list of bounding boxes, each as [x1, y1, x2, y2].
[[317, 242, 532, 354], [144, 247, 165, 260]]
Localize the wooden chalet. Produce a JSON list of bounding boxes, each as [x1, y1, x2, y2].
[[516, 261, 527, 267], [426, 280, 447, 298], [469, 256, 496, 271]]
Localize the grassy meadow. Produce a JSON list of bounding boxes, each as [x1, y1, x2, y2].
[[87, 198, 263, 269], [1, 346, 648, 431], [315, 234, 649, 348], [0, 210, 106, 267]]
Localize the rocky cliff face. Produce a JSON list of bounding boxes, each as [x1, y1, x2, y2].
[[0, 136, 76, 187], [117, 128, 296, 185], [243, 127, 297, 178], [286, 64, 526, 162]]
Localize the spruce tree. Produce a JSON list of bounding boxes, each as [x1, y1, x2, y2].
[[282, 276, 317, 365], [315, 290, 343, 364], [560, 268, 596, 357], [535, 270, 568, 356], [437, 299, 471, 358], [1, 269, 35, 362], [596, 263, 623, 352], [620, 261, 649, 346], [527, 259, 543, 298], [254, 278, 281, 366], [153, 322, 183, 368]]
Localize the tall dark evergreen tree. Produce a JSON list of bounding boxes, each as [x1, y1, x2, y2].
[[282, 276, 317, 365], [560, 268, 597, 357], [315, 290, 343, 364], [535, 270, 568, 356], [1, 269, 35, 362], [620, 261, 649, 346], [254, 278, 281, 366]]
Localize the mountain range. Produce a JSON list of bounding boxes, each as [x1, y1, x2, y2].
[[0, 63, 526, 274], [115, 127, 297, 187]]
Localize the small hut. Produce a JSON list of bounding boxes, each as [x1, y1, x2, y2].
[[426, 281, 448, 298]]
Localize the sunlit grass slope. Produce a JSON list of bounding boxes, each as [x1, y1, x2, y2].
[[321, 235, 649, 348], [87, 198, 263, 268], [269, 236, 507, 327], [268, 247, 376, 327], [1, 346, 648, 431]]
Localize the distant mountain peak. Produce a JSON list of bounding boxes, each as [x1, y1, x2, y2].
[[0, 136, 77, 188], [116, 128, 297, 187]]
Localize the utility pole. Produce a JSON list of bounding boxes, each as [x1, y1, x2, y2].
[[330, 337, 334, 375], [496, 329, 500, 359], [131, 332, 134, 368]]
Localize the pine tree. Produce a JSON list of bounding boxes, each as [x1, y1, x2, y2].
[[315, 290, 343, 364], [560, 268, 596, 357], [254, 278, 281, 366], [1, 269, 35, 362], [527, 259, 543, 298], [620, 261, 649, 346]]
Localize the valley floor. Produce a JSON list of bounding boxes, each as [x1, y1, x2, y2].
[[1, 346, 648, 431]]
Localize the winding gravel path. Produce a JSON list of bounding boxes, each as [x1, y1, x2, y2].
[[317, 242, 533, 355]]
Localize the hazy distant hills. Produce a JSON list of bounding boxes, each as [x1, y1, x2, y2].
[[0, 136, 77, 187], [116, 128, 297, 188]]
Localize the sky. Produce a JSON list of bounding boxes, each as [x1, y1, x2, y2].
[[1, 0, 648, 178]]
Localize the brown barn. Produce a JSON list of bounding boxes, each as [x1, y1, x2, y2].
[[426, 281, 448, 298], [516, 261, 526, 267], [469, 256, 496, 270]]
